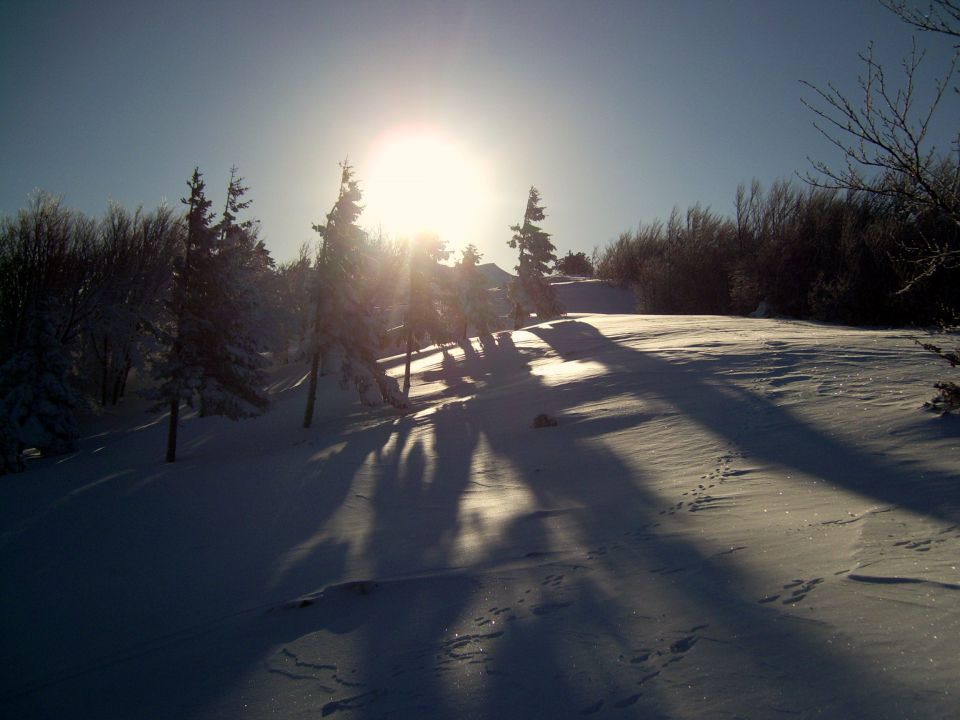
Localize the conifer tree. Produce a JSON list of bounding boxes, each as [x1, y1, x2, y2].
[[448, 244, 495, 340], [153, 168, 213, 463], [274, 242, 315, 362], [199, 168, 270, 419], [152, 168, 270, 462], [302, 163, 404, 428], [401, 232, 450, 394], [0, 311, 80, 474], [508, 186, 563, 328]]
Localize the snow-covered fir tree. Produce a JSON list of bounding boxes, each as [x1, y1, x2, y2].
[[152, 169, 213, 462], [302, 163, 404, 428], [152, 168, 270, 463], [401, 232, 451, 394], [272, 242, 315, 363], [508, 186, 563, 328], [198, 167, 271, 419], [447, 244, 495, 341], [0, 312, 81, 474]]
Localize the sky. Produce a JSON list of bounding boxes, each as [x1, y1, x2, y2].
[[1, 0, 958, 272]]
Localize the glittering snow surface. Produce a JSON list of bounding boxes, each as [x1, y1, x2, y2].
[[2, 288, 959, 719]]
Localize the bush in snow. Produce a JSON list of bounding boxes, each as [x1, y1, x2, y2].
[[916, 339, 960, 415], [554, 250, 594, 277]]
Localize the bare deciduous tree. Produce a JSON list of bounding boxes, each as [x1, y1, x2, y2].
[[802, 2, 959, 282], [881, 1, 960, 40]]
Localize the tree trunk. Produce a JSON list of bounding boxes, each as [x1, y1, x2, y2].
[[113, 355, 131, 405], [303, 351, 320, 428], [100, 337, 110, 406], [403, 325, 414, 395], [165, 396, 179, 463]]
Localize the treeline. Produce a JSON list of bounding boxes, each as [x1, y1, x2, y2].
[[0, 193, 181, 471], [0, 164, 515, 473], [595, 180, 960, 325]]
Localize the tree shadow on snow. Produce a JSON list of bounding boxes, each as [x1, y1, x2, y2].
[[11, 322, 953, 719], [0, 406, 401, 720], [281, 327, 938, 719], [528, 320, 960, 524]]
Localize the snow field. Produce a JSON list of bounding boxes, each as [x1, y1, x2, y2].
[[2, 306, 959, 719]]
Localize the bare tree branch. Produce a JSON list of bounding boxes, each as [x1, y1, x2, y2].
[[881, 1, 960, 40], [801, 40, 959, 224]]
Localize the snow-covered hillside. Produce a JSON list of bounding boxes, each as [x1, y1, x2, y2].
[[2, 305, 959, 719]]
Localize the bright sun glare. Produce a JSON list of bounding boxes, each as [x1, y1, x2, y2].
[[363, 126, 493, 246]]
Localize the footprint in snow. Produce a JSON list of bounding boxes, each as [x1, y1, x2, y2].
[[781, 577, 823, 605]]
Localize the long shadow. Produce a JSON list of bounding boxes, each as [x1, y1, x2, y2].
[[456, 331, 908, 717], [13, 321, 950, 718], [285, 328, 934, 718], [0, 399, 400, 719], [528, 320, 960, 524]]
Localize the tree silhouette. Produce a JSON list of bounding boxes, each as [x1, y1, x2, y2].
[[402, 232, 450, 395], [303, 162, 404, 428], [802, 3, 959, 282], [507, 186, 563, 328], [448, 244, 496, 340], [154, 168, 215, 463]]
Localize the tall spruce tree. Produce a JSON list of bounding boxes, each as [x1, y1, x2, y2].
[[199, 168, 270, 419], [302, 163, 403, 428], [152, 168, 270, 463], [508, 186, 563, 328], [153, 168, 212, 462]]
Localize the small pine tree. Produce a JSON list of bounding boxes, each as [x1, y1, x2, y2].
[[402, 232, 450, 394], [555, 250, 594, 277], [508, 186, 563, 328], [273, 242, 315, 362], [448, 244, 495, 340], [0, 312, 81, 474]]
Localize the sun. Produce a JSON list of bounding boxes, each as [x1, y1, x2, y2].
[[362, 126, 493, 247]]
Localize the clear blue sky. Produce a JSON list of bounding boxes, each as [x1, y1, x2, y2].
[[2, 0, 957, 272]]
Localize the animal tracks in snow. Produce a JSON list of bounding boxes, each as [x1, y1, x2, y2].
[[577, 625, 708, 714], [272, 563, 717, 718], [757, 577, 824, 606], [659, 448, 744, 517]]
